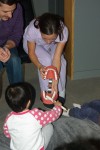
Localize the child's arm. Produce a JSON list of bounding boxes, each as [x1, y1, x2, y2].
[[30, 104, 62, 126], [3, 120, 11, 138], [3, 112, 13, 138]]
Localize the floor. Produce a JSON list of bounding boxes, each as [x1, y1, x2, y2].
[[0, 63, 100, 133]]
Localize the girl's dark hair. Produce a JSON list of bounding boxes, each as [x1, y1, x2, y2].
[[0, 0, 19, 5], [34, 13, 64, 41], [5, 82, 36, 112]]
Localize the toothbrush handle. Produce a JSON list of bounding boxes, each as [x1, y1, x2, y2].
[[53, 100, 67, 111], [61, 106, 67, 111]]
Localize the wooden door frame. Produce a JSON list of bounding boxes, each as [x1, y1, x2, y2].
[[64, 0, 74, 80]]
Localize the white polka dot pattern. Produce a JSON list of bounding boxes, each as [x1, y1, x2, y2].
[[30, 106, 62, 126]]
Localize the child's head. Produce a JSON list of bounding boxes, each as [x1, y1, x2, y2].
[[34, 12, 64, 43], [5, 82, 36, 112]]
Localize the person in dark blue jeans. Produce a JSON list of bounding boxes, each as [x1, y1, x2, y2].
[[0, 0, 23, 84], [68, 99, 100, 125], [0, 48, 23, 83]]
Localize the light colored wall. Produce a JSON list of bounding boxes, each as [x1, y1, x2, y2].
[[73, 0, 100, 79]]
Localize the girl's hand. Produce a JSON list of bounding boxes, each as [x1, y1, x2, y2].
[[39, 65, 46, 79]]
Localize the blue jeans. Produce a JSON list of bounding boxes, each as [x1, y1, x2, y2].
[[69, 99, 100, 124], [0, 47, 23, 84]]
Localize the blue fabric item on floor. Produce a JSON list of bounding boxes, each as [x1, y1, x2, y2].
[[83, 99, 100, 113], [69, 99, 100, 124]]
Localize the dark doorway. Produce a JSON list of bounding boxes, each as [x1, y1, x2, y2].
[[48, 0, 64, 17]]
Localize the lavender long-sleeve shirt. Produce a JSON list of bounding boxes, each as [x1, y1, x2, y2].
[[0, 3, 23, 47]]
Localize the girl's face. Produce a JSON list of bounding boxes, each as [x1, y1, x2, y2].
[[41, 33, 57, 44]]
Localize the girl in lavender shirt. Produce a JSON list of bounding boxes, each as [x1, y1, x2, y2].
[[23, 13, 68, 106]]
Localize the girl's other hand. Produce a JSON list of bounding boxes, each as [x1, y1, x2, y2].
[[39, 65, 46, 79]]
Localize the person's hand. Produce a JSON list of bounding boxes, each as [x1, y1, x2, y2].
[[0, 47, 11, 63], [39, 65, 46, 79], [54, 100, 62, 107]]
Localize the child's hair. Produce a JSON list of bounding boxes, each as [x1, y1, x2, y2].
[[34, 12, 64, 41], [5, 82, 36, 112]]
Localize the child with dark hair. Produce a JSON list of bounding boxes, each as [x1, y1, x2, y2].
[[3, 82, 62, 150], [23, 13, 68, 107]]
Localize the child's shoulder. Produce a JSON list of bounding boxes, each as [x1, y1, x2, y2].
[[5, 111, 14, 122], [30, 108, 39, 113]]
